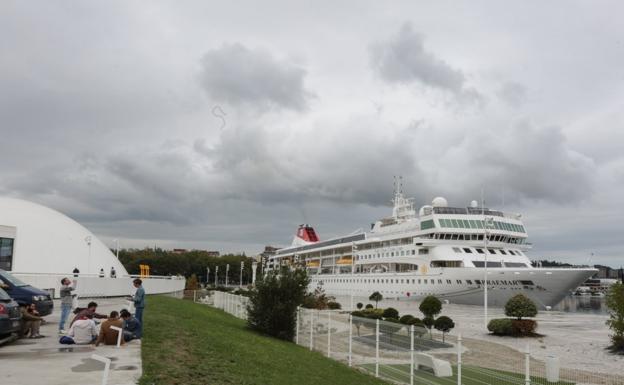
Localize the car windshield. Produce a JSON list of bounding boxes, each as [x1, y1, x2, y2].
[[0, 287, 11, 300], [0, 270, 29, 287]]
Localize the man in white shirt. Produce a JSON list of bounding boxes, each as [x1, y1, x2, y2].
[[67, 315, 97, 344]]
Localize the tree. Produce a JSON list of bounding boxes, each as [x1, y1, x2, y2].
[[369, 291, 383, 308], [434, 316, 455, 342], [185, 274, 199, 290], [246, 268, 309, 341], [365, 304, 374, 310], [606, 282, 624, 352], [505, 294, 538, 320], [356, 302, 364, 310], [419, 296, 442, 319], [422, 316, 435, 339]]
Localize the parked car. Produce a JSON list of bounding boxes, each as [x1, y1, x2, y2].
[[0, 287, 21, 340], [0, 270, 54, 316]]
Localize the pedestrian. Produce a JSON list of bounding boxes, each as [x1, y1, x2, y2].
[[99, 268, 105, 278], [120, 309, 141, 341], [132, 278, 145, 332], [59, 277, 76, 334], [110, 266, 116, 278], [72, 267, 80, 277]]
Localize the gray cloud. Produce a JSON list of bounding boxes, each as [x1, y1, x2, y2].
[[498, 81, 528, 107], [369, 22, 478, 102], [199, 43, 313, 111]]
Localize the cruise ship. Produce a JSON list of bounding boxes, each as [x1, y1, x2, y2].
[[268, 186, 597, 308]]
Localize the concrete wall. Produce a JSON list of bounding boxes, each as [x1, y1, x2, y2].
[[13, 273, 186, 298]]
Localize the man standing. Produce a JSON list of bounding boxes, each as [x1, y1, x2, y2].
[[59, 277, 76, 334], [132, 278, 145, 331]]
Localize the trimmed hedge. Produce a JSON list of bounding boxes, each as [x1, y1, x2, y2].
[[488, 318, 513, 335]]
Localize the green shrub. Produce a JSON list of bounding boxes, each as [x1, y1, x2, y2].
[[362, 308, 384, 319], [351, 310, 365, 318], [487, 318, 513, 335], [356, 302, 363, 310], [382, 307, 399, 319], [606, 282, 624, 352], [399, 314, 415, 324], [505, 294, 538, 320], [246, 268, 309, 341], [365, 304, 374, 310], [327, 301, 341, 310]]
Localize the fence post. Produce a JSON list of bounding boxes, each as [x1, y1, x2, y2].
[[309, 310, 314, 351], [327, 311, 331, 358], [410, 324, 414, 385], [295, 307, 300, 345], [193, 290, 197, 302], [457, 334, 462, 385], [375, 319, 380, 378], [348, 314, 353, 367], [525, 342, 530, 385]]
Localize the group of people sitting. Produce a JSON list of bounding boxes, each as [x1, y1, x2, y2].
[[59, 302, 142, 345]]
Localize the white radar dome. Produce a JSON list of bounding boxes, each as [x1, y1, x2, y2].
[[432, 197, 448, 207], [470, 200, 478, 208], [419, 205, 433, 216]]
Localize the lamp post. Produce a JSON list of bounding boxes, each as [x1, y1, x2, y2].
[[252, 261, 258, 285], [225, 264, 230, 287], [113, 239, 120, 259], [206, 267, 210, 287], [215, 265, 219, 287]]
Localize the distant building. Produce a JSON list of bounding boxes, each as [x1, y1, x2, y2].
[[206, 251, 220, 257], [260, 246, 279, 259], [172, 248, 188, 254], [171, 248, 219, 257]]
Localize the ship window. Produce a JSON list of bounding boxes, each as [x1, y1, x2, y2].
[[505, 262, 528, 268], [447, 279, 452, 284], [451, 219, 460, 228], [488, 249, 496, 254], [431, 280, 435, 284], [462, 220, 471, 228], [456, 280, 462, 284], [424, 279, 428, 284], [476, 248, 484, 254], [438, 279, 442, 284], [467, 280, 473, 284], [473, 261, 502, 267], [500, 250, 507, 255], [452, 247, 462, 253], [412, 279, 415, 283], [412, 250, 416, 255], [462, 248, 472, 253], [475, 279, 481, 284], [418, 249, 429, 255], [469, 219, 478, 228]]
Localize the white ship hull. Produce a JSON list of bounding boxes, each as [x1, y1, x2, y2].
[[310, 267, 595, 308]]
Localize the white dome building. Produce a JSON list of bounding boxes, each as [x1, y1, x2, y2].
[[0, 197, 184, 298], [0, 197, 127, 275]]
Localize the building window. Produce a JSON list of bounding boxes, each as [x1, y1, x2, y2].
[[462, 248, 473, 253], [0, 238, 14, 271]]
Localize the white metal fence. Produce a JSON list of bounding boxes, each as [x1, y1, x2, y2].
[[189, 292, 624, 385]]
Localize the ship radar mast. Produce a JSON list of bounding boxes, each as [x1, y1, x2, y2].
[[391, 176, 416, 220]]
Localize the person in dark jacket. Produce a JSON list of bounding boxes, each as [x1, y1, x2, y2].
[[120, 309, 141, 341], [132, 278, 145, 331]]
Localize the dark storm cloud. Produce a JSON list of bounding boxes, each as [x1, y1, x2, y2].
[[369, 22, 480, 103], [199, 43, 313, 111]]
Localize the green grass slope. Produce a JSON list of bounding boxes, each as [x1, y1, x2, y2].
[[139, 296, 389, 385]]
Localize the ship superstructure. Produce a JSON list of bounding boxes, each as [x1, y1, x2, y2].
[[268, 184, 596, 308]]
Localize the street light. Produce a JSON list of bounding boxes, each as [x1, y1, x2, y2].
[[225, 264, 230, 287], [215, 265, 219, 287]]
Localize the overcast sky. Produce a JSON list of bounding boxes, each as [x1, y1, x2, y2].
[[2, 1, 623, 266]]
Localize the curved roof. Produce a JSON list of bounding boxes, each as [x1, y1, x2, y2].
[[0, 197, 128, 276]]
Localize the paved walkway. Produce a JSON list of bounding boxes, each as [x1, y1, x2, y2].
[[0, 298, 141, 385]]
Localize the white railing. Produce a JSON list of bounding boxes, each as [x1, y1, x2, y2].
[[192, 293, 624, 385]]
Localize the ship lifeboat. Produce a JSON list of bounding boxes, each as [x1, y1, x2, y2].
[[306, 260, 320, 267], [336, 256, 353, 265]]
